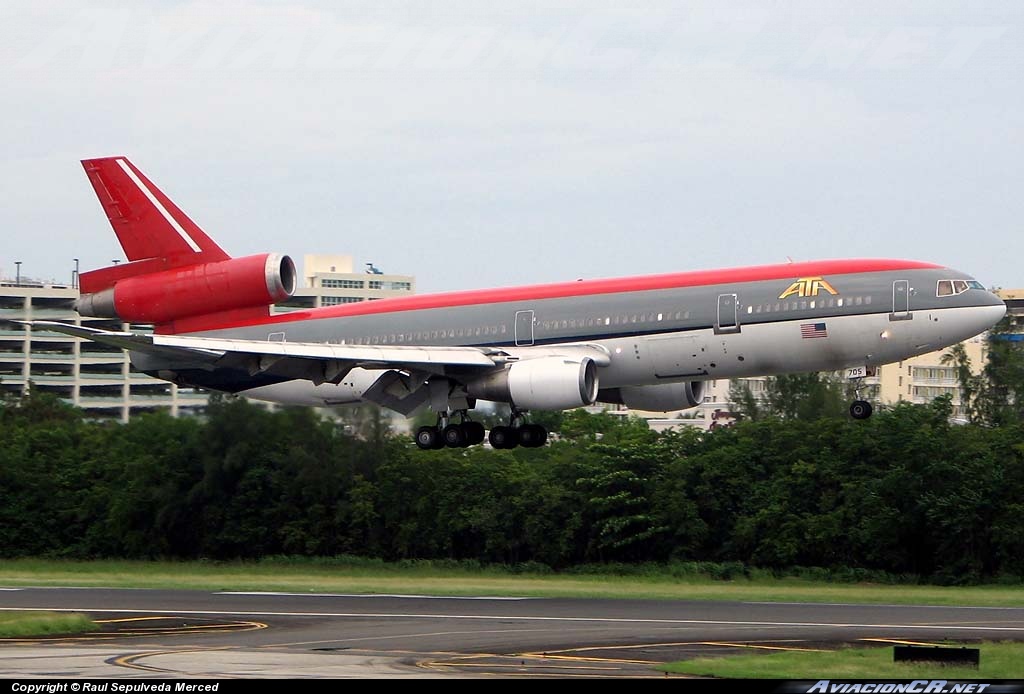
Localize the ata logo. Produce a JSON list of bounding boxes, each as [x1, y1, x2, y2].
[[779, 277, 838, 299]]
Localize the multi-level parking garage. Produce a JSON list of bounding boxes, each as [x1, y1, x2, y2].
[[0, 281, 208, 421]]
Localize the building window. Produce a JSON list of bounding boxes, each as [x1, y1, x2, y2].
[[321, 296, 363, 305], [322, 279, 364, 289]]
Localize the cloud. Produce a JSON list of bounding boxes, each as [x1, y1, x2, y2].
[[0, 1, 1021, 289]]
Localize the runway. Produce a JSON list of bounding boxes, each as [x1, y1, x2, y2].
[[2, 587, 1024, 677]]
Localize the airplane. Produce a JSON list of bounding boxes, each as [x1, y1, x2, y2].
[[30, 157, 1006, 450]]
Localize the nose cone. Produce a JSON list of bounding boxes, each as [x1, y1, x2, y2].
[[976, 300, 1007, 333]]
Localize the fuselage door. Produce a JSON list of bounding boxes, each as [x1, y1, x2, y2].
[[891, 280, 912, 321], [716, 293, 740, 334], [515, 310, 535, 346]]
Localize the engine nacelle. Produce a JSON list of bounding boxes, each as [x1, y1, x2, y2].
[[76, 253, 296, 324], [600, 381, 706, 412], [467, 357, 599, 410]]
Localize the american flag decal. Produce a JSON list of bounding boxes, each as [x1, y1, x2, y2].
[[800, 322, 828, 339]]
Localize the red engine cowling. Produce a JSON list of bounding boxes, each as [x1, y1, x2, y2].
[[76, 253, 296, 324]]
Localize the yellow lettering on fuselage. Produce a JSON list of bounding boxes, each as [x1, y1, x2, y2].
[[779, 277, 838, 299]]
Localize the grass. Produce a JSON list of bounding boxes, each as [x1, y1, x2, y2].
[[1, 558, 1024, 606], [663, 642, 1024, 679], [0, 611, 97, 638]]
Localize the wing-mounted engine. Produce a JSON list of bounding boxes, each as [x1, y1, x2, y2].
[[76, 253, 296, 325], [599, 380, 706, 412], [466, 356, 599, 410]]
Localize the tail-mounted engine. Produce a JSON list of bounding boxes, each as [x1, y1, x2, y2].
[[76, 253, 296, 325]]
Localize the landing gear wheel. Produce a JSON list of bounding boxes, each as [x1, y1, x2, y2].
[[415, 426, 440, 450], [461, 421, 485, 445], [518, 424, 548, 448], [850, 400, 873, 420], [489, 425, 519, 449], [443, 423, 468, 448]]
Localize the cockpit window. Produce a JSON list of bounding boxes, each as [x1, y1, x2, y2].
[[937, 279, 979, 297]]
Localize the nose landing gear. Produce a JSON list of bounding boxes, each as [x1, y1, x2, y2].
[[849, 400, 873, 420], [848, 369, 875, 420]]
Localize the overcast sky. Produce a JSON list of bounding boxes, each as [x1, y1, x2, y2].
[[1, 1, 1021, 292]]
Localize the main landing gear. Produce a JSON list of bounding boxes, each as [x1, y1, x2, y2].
[[415, 411, 486, 450], [413, 409, 548, 450], [488, 410, 548, 450]]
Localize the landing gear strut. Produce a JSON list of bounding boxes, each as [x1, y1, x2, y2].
[[488, 409, 548, 450], [415, 411, 486, 450]]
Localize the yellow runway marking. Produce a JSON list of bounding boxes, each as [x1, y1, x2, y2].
[[520, 652, 655, 665], [697, 641, 828, 652], [859, 638, 952, 647], [431, 662, 623, 671], [111, 646, 238, 677]]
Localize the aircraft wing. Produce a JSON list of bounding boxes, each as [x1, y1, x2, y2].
[[27, 321, 610, 387], [28, 321, 500, 375]]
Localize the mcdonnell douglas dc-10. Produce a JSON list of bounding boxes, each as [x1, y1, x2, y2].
[[30, 157, 1006, 449]]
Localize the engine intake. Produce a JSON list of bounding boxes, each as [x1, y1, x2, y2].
[[76, 253, 296, 324], [600, 381, 706, 412], [467, 357, 599, 410]]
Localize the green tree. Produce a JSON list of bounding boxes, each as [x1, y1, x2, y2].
[[975, 317, 1024, 426], [941, 342, 979, 422]]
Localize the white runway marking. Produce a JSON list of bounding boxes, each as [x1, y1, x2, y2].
[[1, 606, 1023, 633], [744, 601, 1024, 611], [0, 588, 22, 591], [216, 592, 533, 600]]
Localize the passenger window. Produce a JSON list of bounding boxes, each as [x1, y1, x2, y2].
[[837, 298, 844, 307], [865, 296, 872, 305]]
